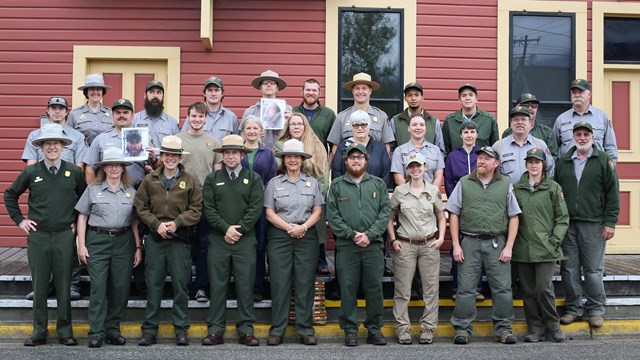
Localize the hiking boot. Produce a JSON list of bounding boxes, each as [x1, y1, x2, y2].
[[397, 331, 412, 345], [549, 329, 566, 343], [524, 332, 544, 342], [498, 332, 517, 344], [419, 328, 434, 344], [453, 332, 469, 344], [560, 313, 578, 325]]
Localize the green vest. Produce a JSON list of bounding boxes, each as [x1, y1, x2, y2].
[[392, 108, 437, 146], [459, 173, 510, 235]]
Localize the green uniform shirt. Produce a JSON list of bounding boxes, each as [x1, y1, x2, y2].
[[442, 108, 499, 154]]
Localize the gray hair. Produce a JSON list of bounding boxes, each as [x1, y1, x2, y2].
[[240, 115, 263, 133]]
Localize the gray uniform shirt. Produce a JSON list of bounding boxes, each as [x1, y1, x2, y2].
[[83, 129, 146, 186], [264, 173, 325, 224], [182, 105, 239, 142], [133, 110, 180, 148], [67, 103, 113, 146], [243, 101, 292, 150], [22, 125, 88, 164], [445, 177, 522, 219], [327, 105, 394, 146], [571, 147, 594, 182], [492, 134, 555, 185], [553, 105, 618, 163], [75, 181, 136, 228], [391, 140, 445, 184]]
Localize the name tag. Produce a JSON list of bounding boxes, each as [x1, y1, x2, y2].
[[338, 197, 349, 201], [216, 182, 225, 186], [276, 187, 285, 191]]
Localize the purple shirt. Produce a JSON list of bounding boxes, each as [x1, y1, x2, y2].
[[444, 146, 478, 198]]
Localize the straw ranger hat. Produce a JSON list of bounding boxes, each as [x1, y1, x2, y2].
[[154, 135, 190, 155], [213, 134, 252, 153], [252, 70, 287, 90], [343, 72, 380, 91]]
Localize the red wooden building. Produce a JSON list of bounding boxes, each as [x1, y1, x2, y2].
[[1, 0, 638, 252]]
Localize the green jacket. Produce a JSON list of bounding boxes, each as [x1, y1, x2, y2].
[[392, 108, 441, 151], [502, 121, 558, 163], [327, 173, 390, 244], [135, 163, 203, 230], [443, 108, 499, 153], [292, 102, 336, 148], [513, 172, 569, 263], [554, 145, 619, 227]]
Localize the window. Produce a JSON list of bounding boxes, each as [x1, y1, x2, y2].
[[338, 8, 403, 117], [604, 17, 640, 64], [509, 13, 575, 128]]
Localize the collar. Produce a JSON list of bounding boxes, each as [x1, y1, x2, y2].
[[226, 165, 243, 178], [100, 180, 125, 192]]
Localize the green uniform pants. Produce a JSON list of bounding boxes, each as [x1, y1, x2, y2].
[[86, 229, 134, 338], [28, 229, 75, 339], [206, 233, 257, 336], [451, 235, 514, 338], [515, 261, 560, 333], [336, 241, 384, 335], [267, 227, 318, 337], [141, 235, 192, 335]]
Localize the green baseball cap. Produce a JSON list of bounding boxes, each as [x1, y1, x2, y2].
[[509, 105, 531, 118], [517, 93, 539, 104], [570, 79, 591, 91], [573, 120, 593, 133], [524, 147, 546, 162], [346, 143, 368, 156], [204, 76, 224, 90], [112, 98, 134, 112], [47, 96, 69, 109], [459, 120, 478, 134], [403, 82, 423, 94], [145, 80, 164, 92], [458, 83, 477, 95], [475, 146, 498, 159]]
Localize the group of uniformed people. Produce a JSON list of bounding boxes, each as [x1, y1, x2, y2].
[[4, 70, 619, 348]]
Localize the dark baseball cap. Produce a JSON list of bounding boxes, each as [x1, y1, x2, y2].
[[573, 121, 593, 133], [145, 80, 164, 92], [204, 76, 224, 90], [346, 143, 368, 156], [570, 79, 591, 91], [524, 147, 546, 162], [403, 82, 423, 94], [475, 146, 498, 159], [47, 96, 69, 109], [509, 105, 531, 118], [112, 98, 134, 112], [458, 83, 477, 95], [517, 93, 539, 104]]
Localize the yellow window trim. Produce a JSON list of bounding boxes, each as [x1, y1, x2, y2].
[[592, 2, 640, 107], [201, 0, 213, 50], [72, 45, 181, 119], [325, 0, 416, 112], [497, 0, 587, 131]]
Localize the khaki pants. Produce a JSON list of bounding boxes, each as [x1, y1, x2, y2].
[[392, 239, 440, 336]]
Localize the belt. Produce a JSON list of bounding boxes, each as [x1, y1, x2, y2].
[[397, 233, 436, 245], [89, 226, 129, 237], [465, 234, 498, 240]]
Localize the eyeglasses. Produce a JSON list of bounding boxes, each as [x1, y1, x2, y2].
[[262, 80, 277, 86], [521, 103, 539, 109], [352, 123, 368, 129], [348, 155, 365, 160], [289, 122, 304, 127]]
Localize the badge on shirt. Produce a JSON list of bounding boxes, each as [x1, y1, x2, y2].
[[243, 178, 249, 185], [305, 181, 311, 187], [206, 142, 212, 149], [372, 116, 378, 123], [216, 182, 225, 186], [425, 193, 432, 202], [79, 114, 86, 119], [179, 181, 186, 189], [64, 171, 70, 177], [125, 192, 131, 198], [97, 193, 104, 198], [105, 113, 110, 117], [373, 191, 377, 198], [34, 177, 43, 183]]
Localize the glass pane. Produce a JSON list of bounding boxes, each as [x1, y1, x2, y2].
[[339, 9, 402, 113], [510, 14, 573, 112], [604, 17, 640, 63]]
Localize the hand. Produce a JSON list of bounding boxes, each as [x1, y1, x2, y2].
[[225, 225, 242, 244], [78, 245, 89, 264], [18, 219, 37, 235], [602, 226, 615, 241], [287, 224, 306, 239], [260, 128, 266, 138], [429, 238, 444, 249], [354, 232, 370, 247], [133, 248, 142, 267], [165, 221, 177, 233], [70, 223, 76, 235], [499, 247, 512, 263], [284, 110, 292, 121], [156, 223, 171, 239], [453, 245, 464, 263], [391, 240, 402, 252]]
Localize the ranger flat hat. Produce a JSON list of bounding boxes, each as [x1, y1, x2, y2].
[[214, 134, 251, 154], [78, 73, 112, 90], [252, 70, 287, 90], [274, 139, 312, 159], [32, 123, 73, 147], [95, 146, 132, 167], [343, 72, 381, 91], [155, 135, 190, 155]]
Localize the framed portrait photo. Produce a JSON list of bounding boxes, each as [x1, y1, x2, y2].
[[260, 98, 286, 130], [122, 127, 150, 162]]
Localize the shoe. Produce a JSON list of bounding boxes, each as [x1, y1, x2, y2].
[[202, 334, 224, 346], [397, 331, 412, 345], [498, 332, 517, 344], [524, 332, 544, 343], [176, 331, 189, 346], [366, 333, 387, 346], [195, 289, 209, 302], [560, 313, 578, 325], [70, 289, 81, 300], [105, 334, 126, 345], [453, 332, 469, 344], [88, 336, 103, 348], [475, 291, 485, 301], [59, 337, 78, 346], [253, 290, 264, 302], [589, 315, 604, 328], [549, 329, 566, 343], [138, 333, 157, 346], [239, 334, 260, 346], [24, 337, 47, 346], [344, 333, 357, 347], [452, 293, 457, 300], [316, 266, 330, 275], [301, 335, 317, 345], [267, 334, 282, 346], [419, 328, 434, 344], [25, 291, 34, 301]]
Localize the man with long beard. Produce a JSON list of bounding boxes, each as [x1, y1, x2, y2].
[[446, 146, 521, 345], [133, 80, 180, 148], [554, 121, 619, 328], [327, 144, 390, 347]]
